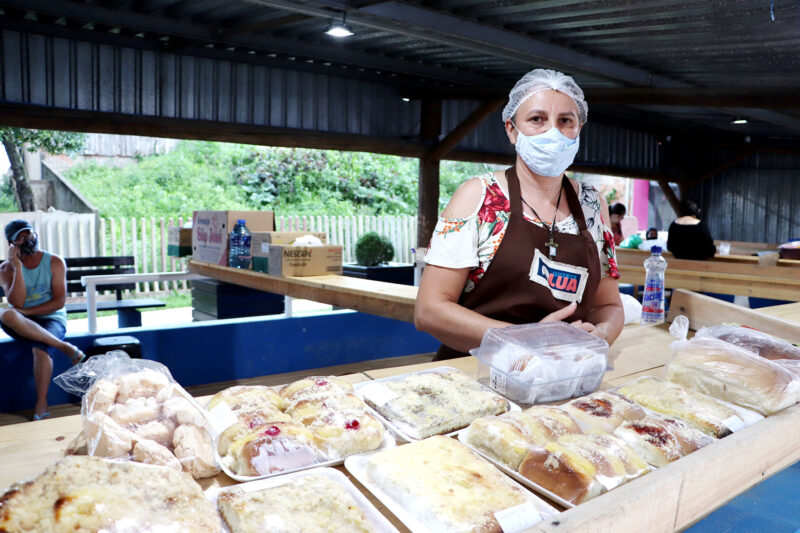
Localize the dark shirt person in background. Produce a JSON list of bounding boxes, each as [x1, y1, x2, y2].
[[667, 200, 716, 260], [609, 203, 627, 246]]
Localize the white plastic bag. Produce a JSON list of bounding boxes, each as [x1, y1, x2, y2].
[[54, 351, 219, 479], [620, 293, 642, 324]]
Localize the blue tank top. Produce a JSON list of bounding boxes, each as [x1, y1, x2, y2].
[[16, 252, 67, 326]]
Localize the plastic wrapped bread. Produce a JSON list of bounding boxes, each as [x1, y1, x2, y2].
[[0, 456, 221, 532], [54, 352, 219, 479], [616, 376, 740, 438], [561, 390, 646, 434], [463, 405, 582, 470], [518, 433, 648, 504], [695, 325, 800, 361], [666, 336, 800, 416], [613, 414, 716, 467], [365, 435, 552, 533]]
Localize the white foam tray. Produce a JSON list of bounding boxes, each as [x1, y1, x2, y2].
[[206, 466, 400, 533]]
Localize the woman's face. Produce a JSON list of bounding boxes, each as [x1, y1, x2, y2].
[[505, 89, 582, 144]]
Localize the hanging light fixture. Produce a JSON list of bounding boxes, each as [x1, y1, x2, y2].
[[325, 12, 354, 38]]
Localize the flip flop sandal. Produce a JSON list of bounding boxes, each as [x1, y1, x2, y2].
[[71, 349, 87, 365], [33, 412, 51, 421]]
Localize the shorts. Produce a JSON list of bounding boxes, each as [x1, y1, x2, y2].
[[0, 314, 67, 358]]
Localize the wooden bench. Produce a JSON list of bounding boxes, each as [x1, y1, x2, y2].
[[0, 256, 166, 328]]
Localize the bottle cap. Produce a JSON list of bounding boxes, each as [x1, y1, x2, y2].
[[651, 245, 662, 254], [237, 219, 246, 224]]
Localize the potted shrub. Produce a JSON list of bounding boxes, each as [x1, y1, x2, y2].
[[342, 232, 414, 285]]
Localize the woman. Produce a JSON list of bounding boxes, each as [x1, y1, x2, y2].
[[609, 203, 627, 246], [415, 69, 624, 360], [667, 200, 716, 260]]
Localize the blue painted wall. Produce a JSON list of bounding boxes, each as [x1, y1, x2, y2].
[[0, 311, 439, 413]]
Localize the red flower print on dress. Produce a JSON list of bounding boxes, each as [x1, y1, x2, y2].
[[607, 255, 620, 279], [477, 183, 510, 224], [468, 266, 485, 285], [491, 219, 505, 236], [602, 230, 620, 279]]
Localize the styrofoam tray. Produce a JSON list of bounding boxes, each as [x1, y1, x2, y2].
[[353, 366, 520, 443], [456, 427, 577, 509], [206, 466, 400, 533], [345, 450, 558, 533]]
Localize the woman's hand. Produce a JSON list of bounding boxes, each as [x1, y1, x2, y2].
[[571, 318, 609, 341], [540, 302, 578, 323]]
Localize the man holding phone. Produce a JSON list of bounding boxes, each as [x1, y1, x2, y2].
[[0, 219, 85, 420]]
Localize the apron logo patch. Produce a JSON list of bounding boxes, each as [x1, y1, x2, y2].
[[529, 248, 589, 303]]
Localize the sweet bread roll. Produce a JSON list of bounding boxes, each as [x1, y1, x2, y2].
[[613, 415, 715, 467], [518, 433, 648, 504], [697, 325, 800, 361], [464, 406, 582, 469], [227, 422, 321, 476], [667, 337, 800, 415], [279, 376, 354, 410], [617, 376, 738, 438], [309, 411, 385, 459], [286, 392, 366, 425], [561, 390, 646, 433], [208, 385, 284, 412]]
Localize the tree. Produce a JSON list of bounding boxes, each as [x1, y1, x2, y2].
[[0, 128, 86, 211]]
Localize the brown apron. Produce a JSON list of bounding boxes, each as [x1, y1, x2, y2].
[[434, 167, 601, 360]]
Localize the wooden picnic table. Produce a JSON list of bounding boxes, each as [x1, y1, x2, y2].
[[2, 290, 799, 531]]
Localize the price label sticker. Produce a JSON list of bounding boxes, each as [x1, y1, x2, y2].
[[722, 415, 747, 432], [206, 402, 239, 437], [261, 242, 270, 253], [494, 502, 542, 532], [359, 383, 399, 406], [489, 368, 508, 395]]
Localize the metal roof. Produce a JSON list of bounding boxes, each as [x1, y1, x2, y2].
[[1, 0, 799, 142]]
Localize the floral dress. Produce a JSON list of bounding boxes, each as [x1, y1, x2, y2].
[[425, 172, 619, 294]]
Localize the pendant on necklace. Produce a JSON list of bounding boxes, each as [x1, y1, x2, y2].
[[546, 236, 558, 259]]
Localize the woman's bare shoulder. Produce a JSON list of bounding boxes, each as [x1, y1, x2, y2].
[[440, 174, 489, 219]]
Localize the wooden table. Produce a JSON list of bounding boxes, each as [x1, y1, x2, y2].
[[2, 292, 800, 532]]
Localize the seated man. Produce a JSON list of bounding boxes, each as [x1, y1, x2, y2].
[[0, 220, 85, 420]]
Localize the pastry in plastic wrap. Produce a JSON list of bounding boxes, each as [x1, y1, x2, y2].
[[518, 433, 648, 504], [0, 456, 221, 532], [279, 376, 355, 410], [365, 435, 550, 533], [666, 336, 800, 415], [561, 390, 646, 433], [616, 376, 739, 438], [613, 414, 716, 467], [463, 405, 582, 469], [58, 353, 220, 479], [226, 422, 321, 476], [217, 473, 375, 533], [360, 369, 509, 440], [695, 325, 800, 361], [307, 410, 386, 459]]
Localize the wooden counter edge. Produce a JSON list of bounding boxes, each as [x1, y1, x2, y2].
[[528, 403, 800, 533]]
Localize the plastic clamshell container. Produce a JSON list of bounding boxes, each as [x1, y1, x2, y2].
[[472, 322, 609, 404]]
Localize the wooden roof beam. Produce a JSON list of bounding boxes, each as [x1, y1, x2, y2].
[[425, 98, 505, 161]]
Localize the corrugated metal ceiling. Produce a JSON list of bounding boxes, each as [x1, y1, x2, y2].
[[1, 0, 798, 141]]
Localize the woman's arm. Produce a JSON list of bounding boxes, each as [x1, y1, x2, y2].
[[16, 255, 67, 316], [584, 275, 625, 343]]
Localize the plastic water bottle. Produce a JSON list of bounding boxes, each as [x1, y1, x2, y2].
[[228, 219, 252, 269], [641, 246, 667, 325]]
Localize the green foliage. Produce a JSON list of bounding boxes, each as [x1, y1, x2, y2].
[[355, 231, 395, 266], [62, 140, 495, 218], [0, 128, 86, 154], [0, 179, 17, 212]]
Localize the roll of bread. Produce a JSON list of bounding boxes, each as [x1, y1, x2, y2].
[[616, 376, 738, 438], [613, 414, 715, 467], [464, 406, 582, 469], [518, 433, 648, 505], [666, 337, 800, 415], [561, 390, 646, 433], [696, 325, 800, 361]]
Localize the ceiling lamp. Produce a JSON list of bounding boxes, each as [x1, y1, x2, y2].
[[731, 118, 748, 125], [325, 12, 354, 38]]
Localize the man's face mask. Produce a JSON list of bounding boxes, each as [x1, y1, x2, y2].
[[16, 234, 38, 256], [512, 123, 580, 178]]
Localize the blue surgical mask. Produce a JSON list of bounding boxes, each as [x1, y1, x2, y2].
[[512, 123, 580, 178]]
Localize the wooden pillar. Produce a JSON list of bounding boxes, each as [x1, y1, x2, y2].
[[417, 99, 442, 248]]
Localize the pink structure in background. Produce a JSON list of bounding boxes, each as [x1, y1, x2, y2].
[[632, 179, 650, 230]]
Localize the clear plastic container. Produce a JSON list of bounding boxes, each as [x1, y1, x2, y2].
[[471, 322, 609, 404], [641, 246, 667, 325]]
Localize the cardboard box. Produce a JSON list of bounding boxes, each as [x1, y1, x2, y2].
[[251, 231, 328, 252], [192, 210, 275, 266], [167, 226, 193, 257], [253, 244, 343, 277]]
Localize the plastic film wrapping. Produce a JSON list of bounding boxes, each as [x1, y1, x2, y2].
[[695, 324, 800, 361], [612, 413, 716, 467], [561, 390, 647, 434], [53, 351, 219, 479]]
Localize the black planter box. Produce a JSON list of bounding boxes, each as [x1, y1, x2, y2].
[[191, 279, 284, 320], [342, 262, 414, 285]]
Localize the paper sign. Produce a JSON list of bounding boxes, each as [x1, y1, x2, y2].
[[359, 383, 399, 406], [722, 415, 747, 432], [261, 242, 270, 253], [494, 502, 542, 532], [206, 402, 240, 437]]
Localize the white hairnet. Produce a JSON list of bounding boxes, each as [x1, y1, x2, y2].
[[502, 69, 588, 125]]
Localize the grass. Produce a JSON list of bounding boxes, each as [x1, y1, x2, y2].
[[66, 290, 192, 320]]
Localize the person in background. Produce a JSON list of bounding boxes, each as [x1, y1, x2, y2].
[[638, 226, 667, 252], [0, 220, 86, 420], [609, 203, 627, 246], [645, 227, 658, 240], [667, 200, 717, 260]]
